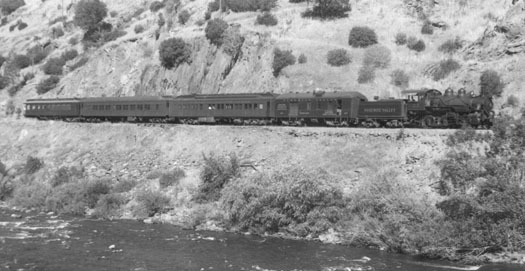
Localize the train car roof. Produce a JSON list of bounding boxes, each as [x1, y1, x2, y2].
[[81, 96, 170, 103], [276, 91, 367, 100], [401, 89, 442, 96], [25, 98, 81, 104], [174, 93, 278, 100]]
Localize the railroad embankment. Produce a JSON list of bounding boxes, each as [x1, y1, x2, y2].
[[3, 118, 524, 265]]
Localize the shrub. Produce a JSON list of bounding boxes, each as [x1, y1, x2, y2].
[[159, 168, 185, 188], [221, 168, 345, 235], [205, 18, 228, 46], [358, 65, 375, 84], [69, 36, 78, 45], [1, 17, 7, 26], [208, 0, 220, 13], [42, 57, 66, 75], [301, 0, 351, 19], [0, 55, 5, 67], [93, 193, 127, 218], [223, 0, 277, 12], [438, 37, 463, 54], [149, 1, 165, 12], [27, 45, 49, 65], [159, 37, 192, 69], [134, 189, 170, 217], [84, 179, 111, 208], [22, 72, 34, 84], [50, 166, 83, 187], [0, 0, 25, 15], [0, 161, 7, 176], [48, 15, 67, 26], [45, 181, 87, 214], [112, 179, 137, 193], [12, 54, 31, 69], [421, 21, 433, 34], [480, 70, 504, 97], [24, 156, 43, 174], [69, 57, 89, 71], [204, 11, 211, 21], [0, 75, 9, 89], [194, 153, 240, 203], [272, 48, 296, 77], [36, 76, 60, 94], [102, 29, 126, 42], [348, 26, 377, 48], [17, 20, 27, 30], [52, 26, 64, 38], [432, 59, 460, 81], [0, 177, 14, 201], [5, 99, 15, 115], [178, 9, 191, 25], [363, 44, 391, 69], [222, 27, 244, 56], [326, 48, 351, 66], [395, 32, 407, 45], [157, 12, 165, 28], [109, 10, 118, 17], [134, 24, 145, 34], [507, 95, 519, 107], [298, 53, 307, 64], [7, 84, 21, 97], [61, 49, 78, 62], [256, 12, 278, 26], [73, 0, 108, 30], [407, 38, 425, 52], [390, 69, 409, 88], [12, 182, 50, 210]]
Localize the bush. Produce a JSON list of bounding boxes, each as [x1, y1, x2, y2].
[[391, 69, 409, 88], [12, 54, 31, 69], [7, 84, 21, 97], [112, 179, 137, 193], [69, 36, 78, 45], [438, 37, 463, 54], [395, 32, 407, 45], [178, 9, 191, 25], [17, 20, 27, 30], [149, 1, 165, 12], [157, 12, 165, 28], [134, 189, 170, 217], [50, 166, 83, 187], [221, 168, 345, 235], [69, 57, 89, 71], [84, 179, 111, 208], [61, 49, 78, 62], [0, 75, 9, 90], [507, 95, 519, 107], [36, 76, 60, 94], [134, 24, 145, 34], [0, 161, 7, 176], [0, 55, 5, 67], [432, 59, 460, 81], [480, 70, 504, 97], [256, 12, 278, 26], [159, 37, 192, 69], [101, 29, 126, 42], [421, 21, 433, 34], [0, 0, 25, 15], [27, 45, 49, 65], [93, 193, 127, 218], [42, 57, 66, 75], [326, 48, 351, 66], [223, 0, 277, 12], [205, 18, 228, 46], [301, 0, 351, 19], [208, 0, 221, 13], [159, 168, 185, 188], [45, 181, 87, 214], [24, 156, 43, 174], [73, 0, 108, 30], [194, 153, 240, 203], [109, 10, 118, 17], [407, 38, 425, 52], [52, 26, 64, 38], [272, 48, 296, 77], [0, 177, 14, 201], [358, 65, 375, 84], [348, 26, 377, 48], [12, 182, 50, 210], [222, 27, 244, 56], [298, 53, 307, 64], [363, 44, 391, 69], [5, 99, 15, 115]]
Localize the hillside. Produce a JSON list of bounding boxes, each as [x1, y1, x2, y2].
[[1, 0, 525, 113]]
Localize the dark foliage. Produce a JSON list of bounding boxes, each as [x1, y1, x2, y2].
[[17, 20, 27, 30], [42, 57, 66, 75], [24, 156, 43, 174], [149, 1, 165, 12], [421, 20, 433, 34], [326, 48, 351, 66], [27, 45, 50, 65], [205, 18, 228, 46], [36, 76, 60, 94], [480, 70, 504, 97], [348, 26, 377, 48], [62, 49, 78, 62], [357, 65, 375, 84], [298, 53, 307, 64], [506, 95, 519, 107], [73, 0, 108, 31], [69, 57, 89, 71], [395, 32, 407, 45], [52, 26, 64, 38], [432, 59, 460, 81], [194, 153, 240, 203], [178, 9, 191, 25], [0, 55, 5, 67], [134, 24, 144, 33], [301, 0, 351, 20], [159, 168, 186, 188], [159, 37, 192, 69], [256, 12, 278, 26], [407, 38, 425, 52], [438, 37, 463, 54], [390, 69, 409, 88], [272, 48, 296, 77], [0, 75, 9, 90], [0, 0, 25, 15], [223, 0, 277, 12], [7, 84, 21, 97], [135, 189, 170, 217], [12, 54, 31, 69]]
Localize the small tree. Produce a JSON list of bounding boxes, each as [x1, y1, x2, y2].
[[61, 49, 79, 62], [391, 69, 409, 88], [0, 75, 9, 90], [159, 37, 192, 69], [272, 48, 296, 77], [74, 0, 108, 31], [438, 37, 463, 54], [421, 21, 433, 35], [205, 18, 228, 46], [363, 45, 391, 69], [42, 57, 66, 75], [178, 10, 191, 25], [432, 59, 460, 81], [298, 53, 307, 64], [36, 76, 60, 94], [395, 32, 407, 45], [301, 0, 351, 19], [0, 0, 25, 15], [408, 38, 425, 52], [12, 54, 31, 69], [480, 70, 504, 97], [348, 26, 377, 48], [326, 49, 351, 66], [256, 12, 278, 26], [222, 27, 245, 56], [134, 24, 145, 33], [149, 1, 165, 12], [358, 65, 375, 84]]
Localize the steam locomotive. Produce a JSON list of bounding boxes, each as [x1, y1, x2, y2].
[[24, 88, 494, 128]]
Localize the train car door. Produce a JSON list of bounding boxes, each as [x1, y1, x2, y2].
[[289, 102, 298, 117]]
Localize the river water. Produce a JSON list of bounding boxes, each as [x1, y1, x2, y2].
[[0, 208, 521, 271]]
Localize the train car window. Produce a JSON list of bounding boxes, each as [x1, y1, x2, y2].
[[253, 104, 257, 110], [259, 104, 264, 110], [123, 105, 129, 110], [138, 105, 143, 110], [156, 104, 159, 110], [306, 103, 311, 111], [130, 105, 136, 110], [105, 105, 110, 110], [200, 104, 203, 110], [93, 105, 97, 110], [116, 105, 122, 110], [276, 104, 286, 110], [145, 104, 151, 110]]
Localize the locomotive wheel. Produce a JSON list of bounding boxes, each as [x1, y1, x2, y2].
[[421, 115, 434, 128], [440, 116, 449, 128]]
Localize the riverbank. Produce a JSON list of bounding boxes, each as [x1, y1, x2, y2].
[[0, 118, 523, 265]]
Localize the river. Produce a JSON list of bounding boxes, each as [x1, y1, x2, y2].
[[0, 207, 520, 271]]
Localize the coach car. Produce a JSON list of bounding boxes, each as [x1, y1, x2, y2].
[[24, 98, 81, 120], [80, 96, 170, 122]]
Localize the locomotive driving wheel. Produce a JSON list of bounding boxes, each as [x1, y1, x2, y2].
[[421, 115, 434, 128]]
